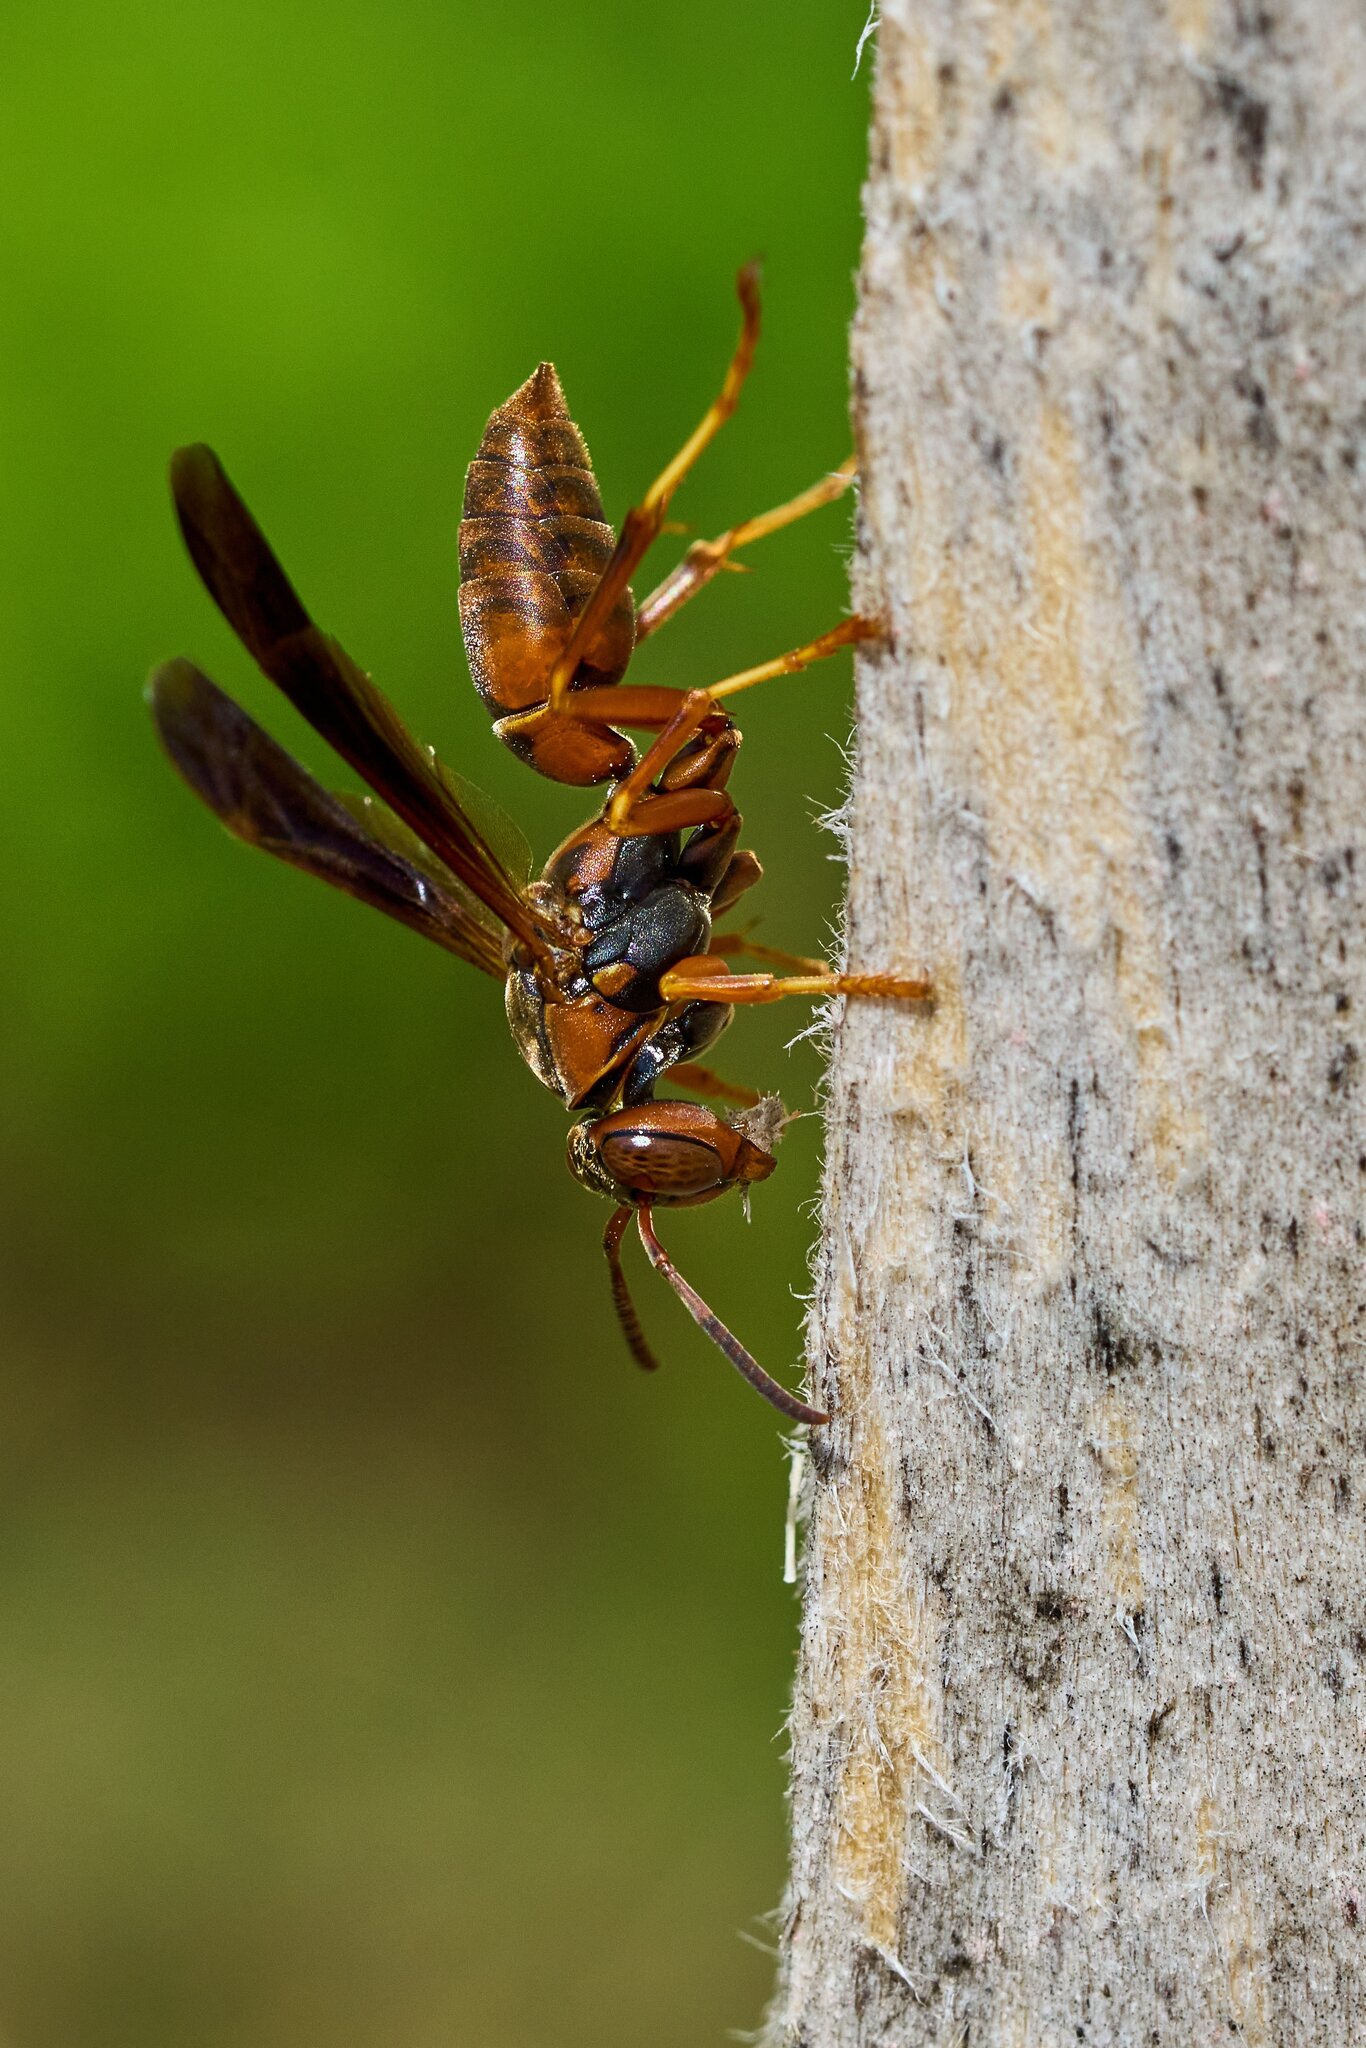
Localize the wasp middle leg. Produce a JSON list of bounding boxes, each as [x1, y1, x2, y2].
[[553, 615, 880, 842], [634, 456, 858, 642]]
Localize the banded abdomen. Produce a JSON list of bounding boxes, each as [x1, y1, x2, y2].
[[459, 363, 636, 786]]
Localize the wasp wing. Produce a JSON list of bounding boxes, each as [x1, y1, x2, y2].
[[148, 659, 507, 978], [431, 757, 533, 891], [169, 443, 547, 964]]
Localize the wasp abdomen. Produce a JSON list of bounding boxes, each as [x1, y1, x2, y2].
[[459, 363, 635, 786]]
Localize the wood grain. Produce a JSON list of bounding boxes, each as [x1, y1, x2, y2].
[[768, 3, 1365, 2039]]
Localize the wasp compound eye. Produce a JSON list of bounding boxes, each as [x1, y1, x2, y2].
[[599, 1125, 729, 1201], [570, 1101, 776, 1208]]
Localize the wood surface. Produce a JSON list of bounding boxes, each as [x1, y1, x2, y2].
[[768, 4, 1365, 2039]]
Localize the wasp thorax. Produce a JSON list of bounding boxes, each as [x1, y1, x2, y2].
[[567, 1100, 777, 1208]]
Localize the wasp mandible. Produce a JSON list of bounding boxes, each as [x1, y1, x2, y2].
[[149, 269, 931, 1424]]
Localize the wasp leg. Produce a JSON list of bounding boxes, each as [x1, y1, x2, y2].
[[606, 689, 724, 829], [658, 957, 933, 1006], [608, 618, 880, 835], [604, 1205, 662, 1374], [593, 606, 880, 839], [705, 614, 882, 703], [564, 617, 879, 740], [546, 267, 762, 715], [520, 681, 735, 838], [708, 933, 829, 975], [635, 457, 857, 642], [664, 1063, 762, 1108], [636, 1206, 830, 1425], [708, 850, 763, 918], [536, 615, 876, 844], [539, 613, 881, 842]]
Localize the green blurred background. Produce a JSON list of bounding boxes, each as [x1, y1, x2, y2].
[[0, 5, 869, 2041]]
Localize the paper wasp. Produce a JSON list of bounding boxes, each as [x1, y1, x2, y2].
[[148, 269, 930, 1425]]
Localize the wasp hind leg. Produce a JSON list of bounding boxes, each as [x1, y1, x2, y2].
[[546, 266, 763, 716]]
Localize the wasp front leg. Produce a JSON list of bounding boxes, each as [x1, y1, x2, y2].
[[658, 957, 933, 1007], [662, 1063, 762, 1107], [706, 932, 829, 974]]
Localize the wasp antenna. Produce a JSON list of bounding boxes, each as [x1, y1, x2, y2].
[[635, 1207, 830, 1426], [603, 1206, 662, 1374]]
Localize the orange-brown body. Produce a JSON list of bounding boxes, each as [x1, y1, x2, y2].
[[151, 270, 925, 1424]]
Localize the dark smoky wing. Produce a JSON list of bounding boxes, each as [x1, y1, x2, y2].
[[147, 660, 507, 978], [168, 443, 547, 962]]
